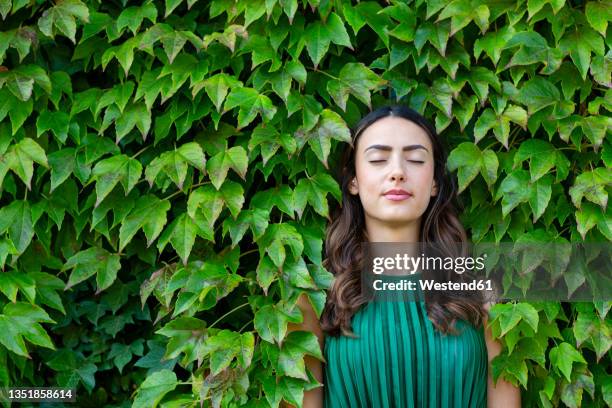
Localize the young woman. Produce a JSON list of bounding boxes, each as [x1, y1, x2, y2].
[[287, 105, 521, 407]]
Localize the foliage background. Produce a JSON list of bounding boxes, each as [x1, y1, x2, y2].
[[0, 0, 610, 406]]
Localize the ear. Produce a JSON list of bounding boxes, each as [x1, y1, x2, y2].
[[431, 180, 438, 197], [349, 178, 359, 195]]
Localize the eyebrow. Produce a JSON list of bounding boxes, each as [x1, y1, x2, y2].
[[363, 144, 430, 153]]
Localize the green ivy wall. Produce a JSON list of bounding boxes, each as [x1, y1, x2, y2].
[[0, 0, 610, 406]]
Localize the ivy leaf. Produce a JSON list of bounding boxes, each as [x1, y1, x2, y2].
[[517, 77, 560, 115], [115, 102, 151, 143], [575, 202, 610, 240], [573, 309, 611, 362], [490, 302, 539, 337], [196, 73, 241, 111], [206, 146, 248, 189], [3, 138, 49, 189], [514, 139, 559, 182], [119, 195, 171, 251], [254, 304, 289, 344], [248, 124, 297, 166], [0, 302, 55, 357], [133, 369, 177, 408], [437, 0, 490, 36], [36, 111, 70, 144], [326, 62, 386, 111], [559, 25, 604, 80], [63, 247, 121, 293], [0, 200, 34, 254], [283, 257, 317, 290], [549, 342, 587, 382], [89, 154, 143, 208], [496, 170, 532, 216], [37, 0, 90, 43], [292, 173, 340, 219], [116, 3, 158, 35], [188, 181, 244, 230], [277, 331, 322, 380], [223, 87, 277, 129], [304, 12, 353, 68], [585, 1, 610, 36], [157, 213, 197, 265], [145, 142, 206, 189], [258, 223, 304, 269], [528, 175, 553, 223], [0, 270, 35, 303], [447, 143, 498, 192], [306, 109, 351, 168], [569, 168, 610, 209], [581, 116, 610, 151]]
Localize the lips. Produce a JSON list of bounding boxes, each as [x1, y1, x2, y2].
[[383, 189, 413, 201]]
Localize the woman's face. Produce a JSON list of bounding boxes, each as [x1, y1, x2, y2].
[[348, 115, 438, 227]]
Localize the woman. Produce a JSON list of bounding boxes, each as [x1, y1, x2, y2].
[[287, 105, 521, 407]]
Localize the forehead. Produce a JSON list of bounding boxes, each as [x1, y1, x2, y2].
[[356, 116, 433, 153]]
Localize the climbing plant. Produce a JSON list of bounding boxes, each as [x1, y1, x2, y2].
[[0, 0, 610, 406]]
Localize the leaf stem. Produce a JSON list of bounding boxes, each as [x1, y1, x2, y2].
[[133, 145, 151, 159], [208, 301, 250, 329]]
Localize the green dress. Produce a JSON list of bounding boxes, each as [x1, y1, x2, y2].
[[323, 273, 488, 407]]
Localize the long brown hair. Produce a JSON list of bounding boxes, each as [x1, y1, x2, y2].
[[320, 105, 487, 337]]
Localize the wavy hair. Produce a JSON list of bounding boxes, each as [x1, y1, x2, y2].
[[320, 105, 487, 337]]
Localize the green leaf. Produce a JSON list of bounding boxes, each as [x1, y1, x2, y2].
[[575, 202, 610, 240], [224, 87, 277, 129], [528, 175, 553, 223], [514, 139, 557, 182], [447, 143, 498, 192], [292, 174, 340, 219], [48, 148, 76, 192], [497, 170, 532, 216], [549, 342, 587, 382], [145, 142, 206, 189], [157, 213, 197, 265], [254, 304, 289, 344], [569, 168, 610, 209], [38, 0, 90, 43], [585, 1, 610, 36], [277, 331, 323, 380], [306, 109, 351, 168], [0, 302, 55, 357], [559, 25, 604, 80], [206, 146, 248, 189], [90, 154, 143, 208], [326, 62, 386, 111], [3, 138, 48, 190], [115, 102, 151, 143], [119, 195, 171, 250], [197, 73, 240, 111], [36, 110, 70, 144], [133, 369, 178, 408], [63, 246, 121, 293], [0, 271, 35, 303], [0, 200, 34, 253], [258, 223, 304, 269], [518, 77, 560, 115], [581, 116, 610, 150], [491, 302, 539, 337], [116, 2, 158, 35]]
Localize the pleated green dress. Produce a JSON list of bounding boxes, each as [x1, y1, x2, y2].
[[323, 273, 488, 407]]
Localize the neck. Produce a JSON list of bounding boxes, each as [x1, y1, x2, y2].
[[364, 217, 422, 243]]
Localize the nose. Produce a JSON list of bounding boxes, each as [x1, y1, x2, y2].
[[389, 156, 406, 182]]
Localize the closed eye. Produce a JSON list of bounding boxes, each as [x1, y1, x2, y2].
[[409, 160, 424, 164], [369, 160, 425, 164]]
